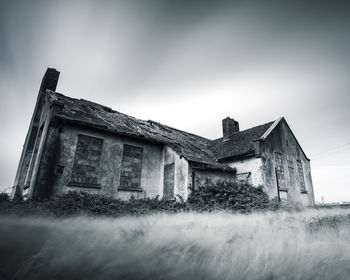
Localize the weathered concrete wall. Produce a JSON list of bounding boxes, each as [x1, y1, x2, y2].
[[12, 91, 53, 198], [162, 147, 189, 200], [189, 168, 236, 190], [14, 126, 38, 191], [223, 120, 314, 206], [227, 157, 264, 187], [49, 124, 164, 200], [260, 120, 314, 206], [31, 125, 60, 198], [21, 100, 57, 199]]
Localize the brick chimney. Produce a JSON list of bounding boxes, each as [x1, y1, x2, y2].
[[39, 68, 60, 93], [222, 117, 239, 141]]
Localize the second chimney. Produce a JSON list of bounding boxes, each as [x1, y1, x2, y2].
[[222, 117, 239, 141]]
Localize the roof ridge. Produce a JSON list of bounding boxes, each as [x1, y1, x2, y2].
[[212, 120, 275, 142], [147, 120, 211, 141], [49, 90, 211, 142], [47, 90, 281, 162]]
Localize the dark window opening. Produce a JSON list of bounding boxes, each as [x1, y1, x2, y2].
[[276, 169, 286, 191], [55, 165, 65, 175], [69, 134, 103, 188], [163, 163, 175, 199], [119, 144, 143, 190], [274, 152, 286, 190], [274, 151, 283, 167], [297, 160, 306, 192]]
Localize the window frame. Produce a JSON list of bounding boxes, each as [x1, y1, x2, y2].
[[296, 159, 307, 193], [68, 134, 104, 189], [118, 144, 144, 191]]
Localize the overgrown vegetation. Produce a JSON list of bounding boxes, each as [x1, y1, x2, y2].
[[1, 210, 350, 280], [188, 181, 271, 211], [2, 184, 350, 279], [0, 181, 284, 217]]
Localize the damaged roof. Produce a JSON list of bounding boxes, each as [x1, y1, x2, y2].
[[46, 90, 275, 168], [210, 122, 274, 160]]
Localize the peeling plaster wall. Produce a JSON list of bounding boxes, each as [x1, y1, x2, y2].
[[223, 120, 314, 206], [260, 120, 315, 206], [163, 147, 189, 200], [189, 169, 236, 190], [50, 124, 163, 200], [21, 101, 56, 199], [227, 157, 264, 187]]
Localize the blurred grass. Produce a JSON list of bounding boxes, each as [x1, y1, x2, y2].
[[1, 210, 350, 280]]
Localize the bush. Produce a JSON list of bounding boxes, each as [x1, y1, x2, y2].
[[188, 181, 270, 212], [0, 192, 10, 202], [0, 181, 275, 217], [45, 192, 188, 217]]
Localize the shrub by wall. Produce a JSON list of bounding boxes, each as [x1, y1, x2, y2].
[[0, 181, 275, 217], [188, 180, 270, 212]]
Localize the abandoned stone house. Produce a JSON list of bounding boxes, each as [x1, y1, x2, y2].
[[12, 68, 315, 206]]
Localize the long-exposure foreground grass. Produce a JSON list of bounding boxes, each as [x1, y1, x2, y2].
[[1, 209, 350, 280]]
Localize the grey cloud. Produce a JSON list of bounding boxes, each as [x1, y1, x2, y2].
[[0, 0, 349, 201]]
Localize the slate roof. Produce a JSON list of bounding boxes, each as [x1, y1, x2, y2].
[[46, 90, 275, 168], [210, 121, 274, 160]]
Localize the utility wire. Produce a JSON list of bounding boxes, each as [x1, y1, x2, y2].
[[312, 142, 350, 159], [312, 142, 350, 157], [312, 147, 350, 160], [312, 162, 350, 167]]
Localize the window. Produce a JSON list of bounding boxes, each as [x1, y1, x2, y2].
[[297, 160, 306, 192], [119, 144, 143, 190], [69, 135, 103, 187], [274, 152, 286, 190], [275, 168, 286, 190], [274, 152, 283, 167], [163, 163, 175, 199]]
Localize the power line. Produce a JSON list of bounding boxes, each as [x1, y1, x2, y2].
[[312, 143, 350, 159], [312, 147, 350, 160], [312, 162, 350, 168]]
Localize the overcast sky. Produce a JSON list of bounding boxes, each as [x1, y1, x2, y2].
[[0, 0, 349, 202]]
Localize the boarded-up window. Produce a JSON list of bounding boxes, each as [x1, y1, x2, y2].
[[288, 166, 295, 180], [163, 163, 175, 199], [297, 160, 306, 192], [274, 152, 286, 190], [70, 135, 103, 187], [274, 152, 283, 167], [276, 169, 286, 190], [119, 144, 143, 190]]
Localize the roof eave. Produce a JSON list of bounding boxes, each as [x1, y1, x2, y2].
[[189, 161, 237, 174], [260, 117, 283, 141], [54, 115, 168, 146], [216, 149, 255, 163]]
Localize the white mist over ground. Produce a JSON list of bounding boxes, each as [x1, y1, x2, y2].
[[1, 209, 350, 280]]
